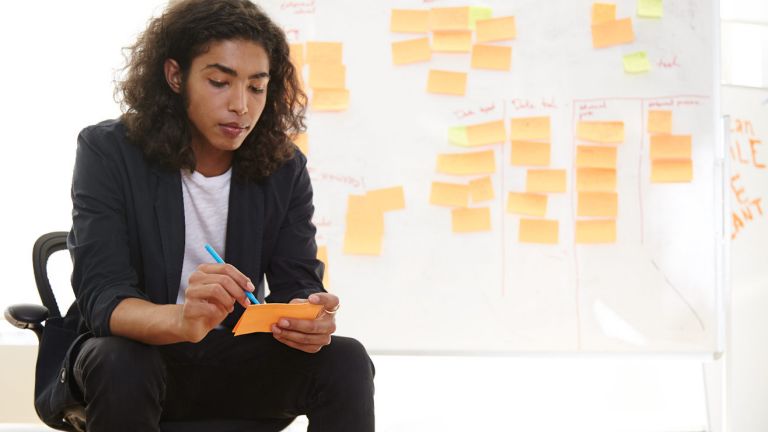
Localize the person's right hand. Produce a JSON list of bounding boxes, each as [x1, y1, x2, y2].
[[178, 263, 255, 342]]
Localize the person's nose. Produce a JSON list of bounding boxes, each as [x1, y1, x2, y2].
[[228, 86, 248, 116]]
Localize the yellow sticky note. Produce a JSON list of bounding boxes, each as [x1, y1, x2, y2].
[[591, 17, 635, 48], [367, 186, 406, 212], [306, 41, 343, 64], [577, 192, 618, 217], [648, 110, 672, 134], [507, 192, 548, 217], [233, 303, 323, 335], [452, 207, 492, 233], [526, 169, 567, 193], [448, 126, 469, 146], [510, 117, 551, 140], [511, 141, 551, 166], [651, 159, 693, 183], [467, 120, 507, 146], [317, 245, 329, 288], [476, 16, 517, 42], [471, 44, 512, 71], [436, 150, 496, 175], [391, 9, 430, 33], [294, 132, 308, 155], [576, 121, 624, 143], [637, 0, 663, 18], [650, 135, 692, 160], [576, 168, 617, 192], [469, 6, 493, 29], [576, 145, 616, 168], [392, 37, 431, 65], [430, 7, 471, 31], [623, 51, 650, 74], [519, 218, 559, 244], [427, 69, 467, 96], [575, 220, 617, 244], [289, 43, 304, 69], [311, 89, 349, 111], [346, 196, 384, 235], [432, 31, 472, 53], [592, 3, 616, 25], [469, 176, 494, 202], [343, 231, 383, 255], [430, 182, 470, 207], [308, 63, 346, 89]]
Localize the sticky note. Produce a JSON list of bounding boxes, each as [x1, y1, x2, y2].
[[510, 117, 551, 140], [576, 121, 624, 143], [308, 63, 346, 89], [448, 126, 469, 146], [651, 159, 693, 183], [476, 16, 517, 42], [576, 145, 616, 168], [526, 169, 567, 193], [623, 51, 650, 74], [575, 220, 617, 244], [317, 245, 330, 287], [469, 6, 493, 29], [511, 141, 551, 166], [648, 110, 672, 134], [343, 230, 383, 255], [430, 182, 470, 207], [592, 3, 616, 25], [392, 37, 431, 65], [311, 89, 349, 111], [466, 120, 507, 146], [650, 135, 692, 160], [519, 218, 559, 244], [427, 70, 467, 96], [367, 186, 406, 212], [432, 31, 472, 52], [294, 132, 308, 155], [437, 150, 496, 175], [576, 168, 617, 192], [577, 192, 618, 217], [346, 195, 384, 235], [471, 44, 512, 71], [507, 192, 548, 217], [430, 7, 471, 31], [289, 43, 304, 69], [469, 176, 494, 202], [306, 41, 343, 64], [233, 303, 323, 336], [637, 0, 663, 18], [452, 207, 492, 233], [591, 17, 635, 48], [391, 9, 430, 33]]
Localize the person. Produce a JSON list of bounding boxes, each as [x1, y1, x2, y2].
[[62, 0, 375, 430]]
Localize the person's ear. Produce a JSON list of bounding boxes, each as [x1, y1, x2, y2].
[[164, 58, 182, 94]]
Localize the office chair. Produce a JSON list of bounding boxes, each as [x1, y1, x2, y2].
[[4, 232, 295, 432]]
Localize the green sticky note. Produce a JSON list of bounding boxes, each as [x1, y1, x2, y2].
[[623, 51, 651, 73], [469, 7, 493, 29], [637, 0, 663, 18], [448, 126, 469, 146]]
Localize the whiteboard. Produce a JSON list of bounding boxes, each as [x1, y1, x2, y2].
[[259, 0, 722, 353]]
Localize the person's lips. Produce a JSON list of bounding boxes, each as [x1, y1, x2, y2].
[[219, 123, 249, 138]]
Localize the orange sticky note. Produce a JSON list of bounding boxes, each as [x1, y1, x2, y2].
[[306, 41, 343, 64], [591, 17, 635, 48], [576, 121, 624, 143], [471, 44, 512, 71], [430, 182, 470, 207], [436, 150, 496, 175], [294, 132, 309, 155], [519, 218, 559, 244], [391, 9, 430, 33], [308, 63, 346, 89], [592, 3, 616, 25], [510, 117, 551, 140], [430, 7, 471, 31], [289, 43, 304, 69], [650, 135, 692, 160], [577, 192, 618, 217], [367, 186, 406, 212], [427, 69, 467, 96], [343, 230, 383, 255], [575, 219, 616, 244], [511, 141, 551, 166], [311, 89, 349, 111], [576, 145, 616, 168], [648, 110, 672, 134], [317, 245, 329, 288], [466, 120, 507, 146], [452, 207, 492, 233], [507, 192, 548, 217], [577, 168, 617, 192], [526, 169, 567, 193], [346, 195, 384, 235], [475, 16, 517, 42], [469, 176, 494, 202], [233, 303, 323, 335], [432, 31, 472, 52], [392, 37, 431, 65], [651, 159, 693, 183]]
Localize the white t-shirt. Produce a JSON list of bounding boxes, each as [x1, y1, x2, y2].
[[176, 168, 232, 304]]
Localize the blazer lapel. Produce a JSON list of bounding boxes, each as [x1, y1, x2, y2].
[[153, 168, 185, 304]]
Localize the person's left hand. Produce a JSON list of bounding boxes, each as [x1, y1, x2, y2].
[[271, 292, 339, 353]]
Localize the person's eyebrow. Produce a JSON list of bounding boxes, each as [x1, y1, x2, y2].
[[203, 63, 270, 79]]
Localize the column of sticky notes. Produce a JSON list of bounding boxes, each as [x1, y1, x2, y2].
[[291, 41, 349, 112], [590, 2, 663, 74], [343, 186, 406, 256], [647, 110, 693, 183]]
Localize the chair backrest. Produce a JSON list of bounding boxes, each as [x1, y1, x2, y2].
[[32, 231, 69, 319]]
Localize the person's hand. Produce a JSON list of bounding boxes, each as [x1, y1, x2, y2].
[[271, 292, 339, 353], [179, 263, 255, 342]]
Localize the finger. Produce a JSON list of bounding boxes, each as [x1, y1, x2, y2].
[[289, 298, 308, 304], [272, 329, 329, 353], [197, 263, 256, 294], [186, 283, 236, 312], [207, 273, 252, 308], [276, 316, 335, 335], [308, 292, 340, 313]]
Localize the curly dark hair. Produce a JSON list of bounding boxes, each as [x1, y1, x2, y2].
[[116, 0, 306, 181]]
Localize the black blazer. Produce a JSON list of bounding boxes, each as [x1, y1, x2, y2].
[[67, 119, 325, 337]]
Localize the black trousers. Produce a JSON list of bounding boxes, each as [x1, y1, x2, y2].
[[72, 330, 375, 431]]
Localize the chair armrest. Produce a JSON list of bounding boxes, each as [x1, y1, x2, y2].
[[4, 303, 49, 330]]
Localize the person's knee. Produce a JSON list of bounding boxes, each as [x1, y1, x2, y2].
[[76, 336, 165, 393], [325, 336, 375, 393]]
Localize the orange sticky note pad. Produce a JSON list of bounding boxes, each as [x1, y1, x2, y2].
[[466, 120, 507, 146], [312, 89, 349, 111], [367, 186, 406, 212], [430, 7, 470, 31], [432, 31, 472, 52], [526, 169, 567, 193], [391, 9, 430, 33], [510, 117, 551, 140], [650, 135, 692, 160], [647, 110, 672, 134], [592, 3, 616, 25], [476, 16, 517, 42], [507, 192, 548, 217], [577, 168, 617, 192], [452, 207, 491, 233], [591, 17, 635, 48], [576, 120, 625, 143], [577, 192, 618, 217], [306, 41, 343, 64], [316, 245, 329, 288], [233, 303, 323, 336], [427, 69, 467, 96], [651, 159, 693, 183], [308, 63, 346, 89], [519, 218, 559, 244], [436, 150, 496, 175], [294, 132, 309, 155], [575, 219, 616, 244], [471, 44, 512, 71], [430, 182, 470, 207], [511, 141, 551, 166], [576, 145, 616, 168], [392, 37, 431, 65], [469, 176, 494, 202]]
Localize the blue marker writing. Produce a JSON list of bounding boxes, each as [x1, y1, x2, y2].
[[204, 243, 260, 305]]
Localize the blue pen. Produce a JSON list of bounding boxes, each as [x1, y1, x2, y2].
[[204, 243, 260, 305]]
